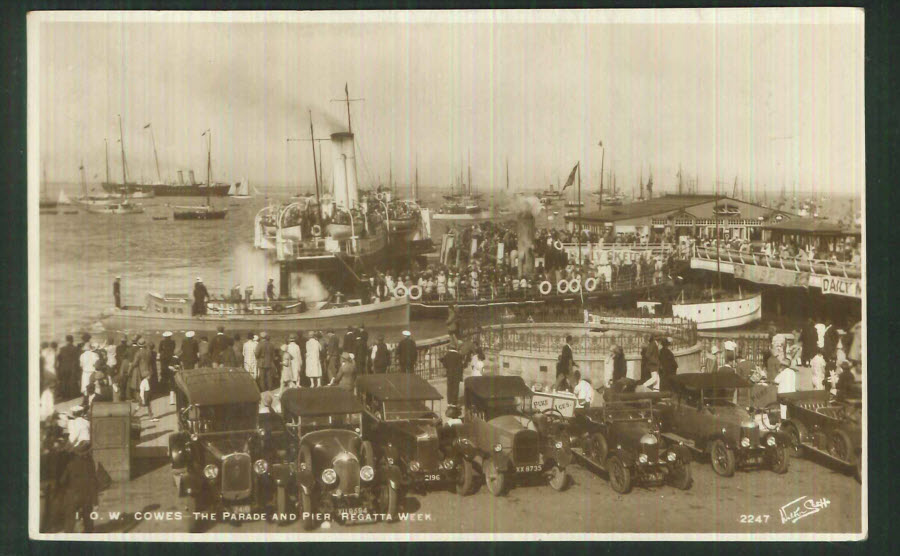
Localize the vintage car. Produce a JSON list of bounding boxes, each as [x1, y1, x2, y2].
[[454, 375, 572, 496], [169, 367, 293, 533], [778, 388, 862, 481], [566, 391, 692, 494], [657, 372, 790, 477], [280, 387, 400, 530], [355, 374, 467, 494]]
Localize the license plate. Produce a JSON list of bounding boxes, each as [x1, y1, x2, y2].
[[343, 506, 366, 515], [423, 474, 442, 482], [231, 505, 251, 514], [515, 465, 543, 473], [644, 473, 663, 482]]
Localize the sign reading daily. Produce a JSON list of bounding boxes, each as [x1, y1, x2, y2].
[[810, 275, 862, 299]]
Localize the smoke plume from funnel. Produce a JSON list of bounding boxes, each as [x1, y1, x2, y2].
[[515, 195, 545, 219], [232, 243, 279, 295], [515, 195, 543, 276], [291, 273, 330, 303]]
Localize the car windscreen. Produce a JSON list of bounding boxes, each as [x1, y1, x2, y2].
[[298, 412, 362, 428], [383, 400, 437, 421], [192, 403, 259, 433], [704, 389, 738, 406], [482, 396, 531, 421]]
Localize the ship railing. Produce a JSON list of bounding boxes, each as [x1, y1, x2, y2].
[[403, 271, 667, 304], [692, 245, 861, 279]]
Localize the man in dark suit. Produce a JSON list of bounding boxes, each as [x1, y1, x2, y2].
[[192, 277, 209, 316], [397, 330, 418, 374], [209, 326, 228, 367], [343, 326, 356, 355], [113, 276, 122, 309], [179, 331, 199, 370], [640, 334, 660, 384], [56, 335, 81, 399], [555, 335, 575, 390], [372, 335, 391, 374]]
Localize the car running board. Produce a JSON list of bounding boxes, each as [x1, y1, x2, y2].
[[797, 442, 854, 466], [570, 448, 607, 472]]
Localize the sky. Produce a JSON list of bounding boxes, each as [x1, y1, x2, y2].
[[33, 10, 864, 199]]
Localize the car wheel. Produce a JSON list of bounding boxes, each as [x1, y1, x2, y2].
[[483, 459, 506, 496], [185, 494, 202, 533], [275, 485, 287, 516], [709, 439, 736, 477], [361, 441, 376, 468], [769, 442, 790, 474], [668, 459, 692, 490], [456, 458, 475, 496], [780, 421, 804, 458], [383, 482, 400, 520], [828, 429, 854, 465], [590, 433, 608, 464], [607, 455, 632, 494], [548, 465, 569, 491], [298, 489, 314, 531]]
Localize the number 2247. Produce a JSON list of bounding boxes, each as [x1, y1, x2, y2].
[[739, 515, 770, 524]]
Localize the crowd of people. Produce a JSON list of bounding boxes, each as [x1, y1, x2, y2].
[[366, 221, 677, 303], [689, 235, 861, 266]]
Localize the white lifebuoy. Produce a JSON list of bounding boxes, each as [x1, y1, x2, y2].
[[539, 281, 552, 295], [554, 240, 564, 251], [393, 285, 408, 298], [311, 224, 322, 237], [375, 192, 385, 201], [408, 285, 422, 300], [557, 279, 570, 294], [569, 279, 581, 293], [584, 277, 598, 292], [565, 264, 574, 273]]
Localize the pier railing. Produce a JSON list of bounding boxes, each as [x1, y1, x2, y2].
[[693, 245, 861, 279]]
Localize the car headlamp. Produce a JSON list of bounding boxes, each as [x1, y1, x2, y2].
[[442, 458, 455, 470], [766, 435, 777, 447], [554, 441, 564, 450], [667, 451, 677, 462], [253, 459, 269, 475], [740, 437, 751, 448], [321, 468, 337, 484], [638, 453, 649, 464], [203, 464, 219, 480], [493, 443, 503, 453], [190, 433, 199, 442], [409, 460, 421, 472], [359, 465, 375, 482]]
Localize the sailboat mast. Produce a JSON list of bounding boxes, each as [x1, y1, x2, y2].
[[598, 148, 605, 210], [467, 150, 471, 197], [415, 154, 419, 200], [149, 124, 161, 183], [576, 162, 582, 265], [309, 110, 322, 222], [80, 159, 87, 199], [506, 158, 510, 190], [118, 115, 127, 200]]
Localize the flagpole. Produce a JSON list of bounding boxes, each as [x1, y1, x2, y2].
[[577, 161, 582, 266]]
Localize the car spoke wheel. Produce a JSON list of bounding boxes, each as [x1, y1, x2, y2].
[[780, 422, 803, 458], [668, 459, 692, 490], [590, 433, 608, 464], [456, 459, 475, 496], [548, 465, 569, 491], [709, 439, 736, 477], [483, 459, 506, 496], [828, 429, 853, 465], [769, 442, 790, 474], [607, 455, 632, 494]]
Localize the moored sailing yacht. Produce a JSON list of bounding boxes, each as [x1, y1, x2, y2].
[[82, 117, 144, 215], [173, 129, 228, 220]]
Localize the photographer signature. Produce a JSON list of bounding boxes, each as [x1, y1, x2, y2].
[[780, 496, 831, 524]]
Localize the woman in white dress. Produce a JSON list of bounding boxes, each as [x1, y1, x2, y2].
[[305, 333, 323, 387]]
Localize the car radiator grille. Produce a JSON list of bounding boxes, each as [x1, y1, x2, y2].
[[221, 453, 252, 501], [642, 442, 659, 462], [417, 437, 440, 471], [513, 430, 541, 465], [333, 453, 360, 495]]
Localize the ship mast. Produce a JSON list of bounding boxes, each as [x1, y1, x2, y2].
[[309, 110, 323, 222], [79, 159, 87, 199], [118, 115, 127, 200], [104, 138, 110, 186], [146, 123, 162, 183]]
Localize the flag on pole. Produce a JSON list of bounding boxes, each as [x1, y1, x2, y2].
[[560, 163, 579, 191], [143, 123, 151, 129]]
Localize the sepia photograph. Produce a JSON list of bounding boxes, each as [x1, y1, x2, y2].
[[28, 9, 865, 540]]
